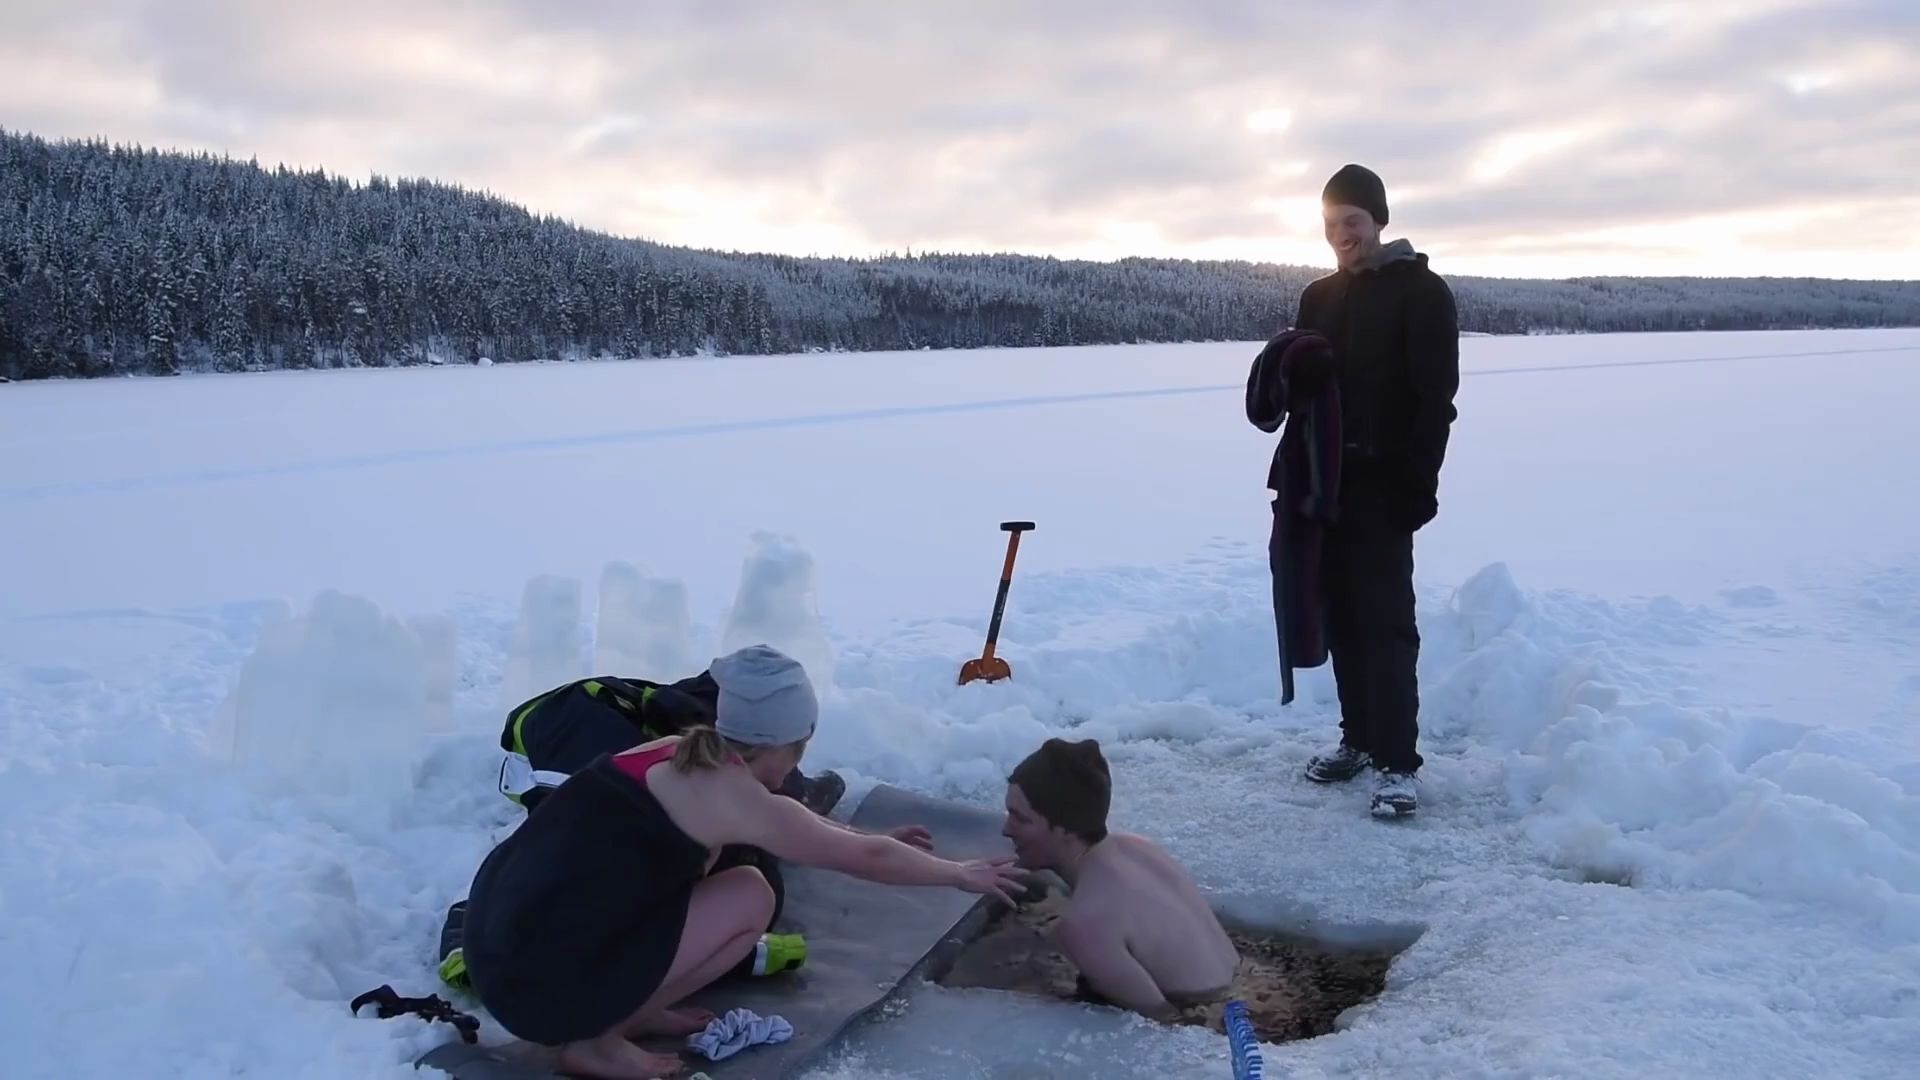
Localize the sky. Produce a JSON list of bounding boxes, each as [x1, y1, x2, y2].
[[3, 0, 1917, 280]]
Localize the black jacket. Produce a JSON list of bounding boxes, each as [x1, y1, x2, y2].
[[1293, 242, 1459, 530]]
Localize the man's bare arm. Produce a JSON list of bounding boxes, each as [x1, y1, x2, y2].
[[1055, 912, 1171, 1018]]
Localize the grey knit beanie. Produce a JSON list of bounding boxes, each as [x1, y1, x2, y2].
[[710, 644, 818, 745]]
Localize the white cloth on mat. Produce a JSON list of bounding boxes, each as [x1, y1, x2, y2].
[[686, 1007, 794, 1062]]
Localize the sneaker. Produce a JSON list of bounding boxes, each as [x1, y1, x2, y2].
[[437, 947, 470, 991], [751, 933, 808, 976], [437, 901, 470, 991], [1305, 744, 1371, 784], [1370, 770, 1417, 818]]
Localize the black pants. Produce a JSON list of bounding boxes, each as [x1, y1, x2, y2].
[[1323, 468, 1423, 773]]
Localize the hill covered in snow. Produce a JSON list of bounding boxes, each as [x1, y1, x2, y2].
[[3, 128, 1918, 381]]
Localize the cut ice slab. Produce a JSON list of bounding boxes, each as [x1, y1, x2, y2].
[[721, 531, 836, 692], [496, 575, 585, 713], [593, 561, 695, 681], [412, 612, 458, 735], [220, 589, 427, 799]]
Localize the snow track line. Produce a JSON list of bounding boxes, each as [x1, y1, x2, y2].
[[1466, 342, 1915, 377], [1, 344, 1911, 504], [0, 384, 1230, 503]]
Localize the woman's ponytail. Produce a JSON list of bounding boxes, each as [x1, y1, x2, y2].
[[671, 725, 731, 773]]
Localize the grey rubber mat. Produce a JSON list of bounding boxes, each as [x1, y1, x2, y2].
[[416, 783, 1012, 1078]]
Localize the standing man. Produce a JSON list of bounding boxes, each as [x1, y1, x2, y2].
[[1291, 163, 1460, 818]]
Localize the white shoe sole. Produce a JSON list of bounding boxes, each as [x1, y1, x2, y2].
[[1370, 798, 1416, 818]]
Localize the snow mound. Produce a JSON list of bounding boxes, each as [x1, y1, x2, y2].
[[5, 542, 1918, 1078], [810, 552, 1920, 937], [1722, 584, 1781, 608], [1421, 566, 1920, 934]]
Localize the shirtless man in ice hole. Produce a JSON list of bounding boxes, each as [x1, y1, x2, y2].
[[1000, 737, 1241, 1020]]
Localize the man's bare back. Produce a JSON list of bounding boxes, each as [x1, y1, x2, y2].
[[1054, 832, 1240, 1016]]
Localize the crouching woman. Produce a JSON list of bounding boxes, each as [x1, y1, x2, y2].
[[457, 658, 1027, 1080]]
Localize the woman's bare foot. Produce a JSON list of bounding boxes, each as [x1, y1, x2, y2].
[[626, 1005, 715, 1037], [556, 1033, 683, 1079]]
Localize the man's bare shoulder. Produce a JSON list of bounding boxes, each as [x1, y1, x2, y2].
[[1070, 837, 1136, 890], [1071, 835, 1174, 908], [1085, 833, 1214, 906], [1102, 832, 1185, 872]]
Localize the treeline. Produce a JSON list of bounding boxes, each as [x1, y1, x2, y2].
[[2, 129, 1915, 380]]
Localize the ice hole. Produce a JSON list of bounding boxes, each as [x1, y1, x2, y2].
[[927, 887, 1419, 1043]]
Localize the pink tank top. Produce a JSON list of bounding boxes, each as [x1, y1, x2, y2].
[[611, 742, 677, 786], [611, 741, 742, 786]]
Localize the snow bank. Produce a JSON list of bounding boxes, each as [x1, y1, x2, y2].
[[1424, 563, 1920, 935], [0, 601, 470, 1079], [7, 526, 1912, 1068], [802, 550, 1920, 940]]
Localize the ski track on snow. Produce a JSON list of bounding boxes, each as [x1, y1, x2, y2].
[[2, 343, 1910, 505]]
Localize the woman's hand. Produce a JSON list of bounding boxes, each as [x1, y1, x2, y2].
[[954, 855, 1030, 907]]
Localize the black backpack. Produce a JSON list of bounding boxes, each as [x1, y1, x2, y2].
[[498, 671, 720, 757]]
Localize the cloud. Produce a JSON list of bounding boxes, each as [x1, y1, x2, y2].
[[1, 0, 1915, 277]]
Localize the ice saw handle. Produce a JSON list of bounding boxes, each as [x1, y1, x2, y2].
[[982, 522, 1034, 661]]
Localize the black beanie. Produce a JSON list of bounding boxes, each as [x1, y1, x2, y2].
[[1009, 737, 1111, 843], [1322, 163, 1388, 227]]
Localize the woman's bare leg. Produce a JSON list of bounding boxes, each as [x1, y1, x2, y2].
[[555, 866, 775, 1078], [622, 865, 773, 1036]]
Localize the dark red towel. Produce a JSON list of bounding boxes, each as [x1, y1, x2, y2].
[[1246, 330, 1342, 704]]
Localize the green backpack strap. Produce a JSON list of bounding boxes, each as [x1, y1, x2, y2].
[[499, 683, 561, 756], [579, 675, 659, 720], [499, 675, 663, 756]]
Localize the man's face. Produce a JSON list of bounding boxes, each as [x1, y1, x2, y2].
[[1001, 782, 1061, 869], [1323, 203, 1380, 270]]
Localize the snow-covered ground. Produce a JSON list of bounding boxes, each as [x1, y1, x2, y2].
[[2, 328, 1916, 1078]]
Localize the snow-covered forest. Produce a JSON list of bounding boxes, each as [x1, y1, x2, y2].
[[3, 129, 1916, 381]]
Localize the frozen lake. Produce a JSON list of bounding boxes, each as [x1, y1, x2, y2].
[[2, 328, 1917, 1078]]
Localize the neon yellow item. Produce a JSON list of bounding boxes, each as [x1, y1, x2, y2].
[[753, 933, 807, 976], [438, 947, 470, 991]]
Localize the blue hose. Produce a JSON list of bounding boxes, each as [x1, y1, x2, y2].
[[1225, 1000, 1264, 1079]]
